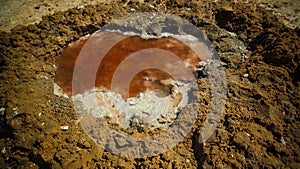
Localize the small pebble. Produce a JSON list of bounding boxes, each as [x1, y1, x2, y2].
[[13, 110, 18, 117], [280, 137, 286, 145], [0, 107, 5, 115], [1, 148, 6, 154], [60, 126, 69, 130], [77, 5, 84, 10], [243, 74, 249, 78], [149, 4, 155, 8]]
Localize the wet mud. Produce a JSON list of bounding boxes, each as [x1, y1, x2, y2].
[[0, 0, 299, 168]]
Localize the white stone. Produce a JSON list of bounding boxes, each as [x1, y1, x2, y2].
[[77, 5, 84, 9], [60, 126, 69, 130], [243, 74, 249, 78]]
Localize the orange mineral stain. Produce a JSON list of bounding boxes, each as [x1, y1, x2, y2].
[[55, 32, 210, 98]]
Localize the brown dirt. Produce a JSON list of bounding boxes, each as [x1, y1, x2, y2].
[[0, 0, 299, 168]]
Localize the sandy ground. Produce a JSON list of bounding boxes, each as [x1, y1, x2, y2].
[[0, 0, 110, 32], [0, 0, 298, 32]]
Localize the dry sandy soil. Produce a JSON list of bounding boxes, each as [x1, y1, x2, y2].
[[0, 0, 299, 168]]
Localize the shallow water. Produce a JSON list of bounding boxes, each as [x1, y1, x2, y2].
[[54, 32, 208, 98]]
